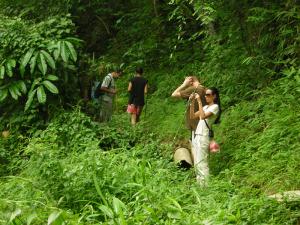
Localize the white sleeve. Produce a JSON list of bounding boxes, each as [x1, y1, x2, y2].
[[101, 76, 111, 88], [208, 104, 219, 115]]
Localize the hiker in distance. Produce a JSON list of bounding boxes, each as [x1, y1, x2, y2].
[[92, 68, 122, 122], [127, 67, 148, 125], [189, 87, 221, 185], [171, 76, 206, 141]]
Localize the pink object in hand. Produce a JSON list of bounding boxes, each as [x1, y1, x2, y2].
[[209, 141, 220, 153]]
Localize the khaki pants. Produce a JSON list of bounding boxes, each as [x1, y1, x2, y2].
[[192, 134, 210, 185], [99, 98, 113, 122]]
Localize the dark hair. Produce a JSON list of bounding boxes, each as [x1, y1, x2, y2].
[[136, 67, 143, 75], [209, 87, 222, 124]]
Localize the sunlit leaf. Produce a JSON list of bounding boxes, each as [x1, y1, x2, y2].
[[41, 50, 56, 69], [6, 61, 13, 77], [53, 41, 61, 60], [27, 213, 37, 225], [98, 205, 114, 219], [0, 89, 8, 102], [37, 85, 46, 103], [93, 175, 108, 206], [53, 50, 59, 61], [47, 211, 61, 225], [65, 41, 77, 62], [18, 81, 27, 94], [46, 74, 59, 81], [25, 89, 37, 111], [20, 48, 35, 76], [30, 52, 38, 75], [8, 59, 16, 68], [38, 52, 47, 75], [65, 37, 84, 45], [0, 66, 5, 79], [9, 208, 22, 223], [61, 41, 69, 62], [42, 80, 59, 94], [29, 78, 41, 94], [9, 85, 19, 100], [11, 83, 22, 96], [166, 196, 182, 212], [112, 197, 126, 215]]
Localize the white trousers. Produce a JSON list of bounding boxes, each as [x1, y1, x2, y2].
[[191, 134, 210, 184]]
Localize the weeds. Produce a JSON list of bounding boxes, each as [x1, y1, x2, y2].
[[1, 77, 300, 224]]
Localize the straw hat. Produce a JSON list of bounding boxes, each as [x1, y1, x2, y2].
[[174, 147, 193, 168]]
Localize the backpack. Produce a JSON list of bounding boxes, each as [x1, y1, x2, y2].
[[91, 76, 112, 99]]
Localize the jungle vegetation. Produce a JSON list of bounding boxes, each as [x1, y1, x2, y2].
[[0, 0, 300, 224]]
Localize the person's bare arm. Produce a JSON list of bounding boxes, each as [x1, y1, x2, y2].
[[128, 82, 132, 92], [171, 77, 192, 98], [144, 83, 148, 94], [100, 87, 116, 94]]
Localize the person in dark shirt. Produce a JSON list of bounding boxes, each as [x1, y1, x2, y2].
[[127, 67, 148, 125]]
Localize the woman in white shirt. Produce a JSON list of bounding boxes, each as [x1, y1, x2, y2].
[[189, 87, 221, 185]]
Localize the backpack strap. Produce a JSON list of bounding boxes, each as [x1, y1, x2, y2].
[[204, 119, 212, 131]]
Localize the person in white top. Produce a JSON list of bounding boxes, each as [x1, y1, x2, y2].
[[189, 87, 221, 185]]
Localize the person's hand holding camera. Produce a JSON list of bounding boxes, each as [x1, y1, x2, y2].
[[195, 93, 202, 106], [189, 93, 195, 101]]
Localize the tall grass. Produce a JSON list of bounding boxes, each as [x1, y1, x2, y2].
[[1, 83, 299, 224]]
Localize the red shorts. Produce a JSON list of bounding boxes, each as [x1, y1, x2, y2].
[[127, 104, 143, 115]]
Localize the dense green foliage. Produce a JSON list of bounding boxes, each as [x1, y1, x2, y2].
[[0, 0, 300, 224], [0, 14, 81, 112]]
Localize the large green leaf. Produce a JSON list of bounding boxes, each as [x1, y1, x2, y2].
[[46, 74, 59, 81], [26, 214, 37, 225], [53, 49, 60, 61], [42, 80, 58, 94], [8, 59, 16, 68], [98, 205, 114, 219], [9, 85, 19, 100], [112, 197, 126, 215], [30, 52, 38, 75], [65, 41, 77, 62], [0, 66, 5, 79], [37, 85, 46, 103], [29, 78, 41, 93], [9, 209, 21, 224], [11, 83, 22, 96], [53, 41, 61, 60], [41, 50, 56, 70], [65, 37, 84, 45], [60, 41, 69, 62], [5, 60, 16, 78], [20, 48, 35, 77], [47, 211, 62, 225], [0, 89, 8, 102], [17, 81, 27, 94], [6, 62, 13, 77], [25, 89, 37, 111], [38, 52, 47, 75]]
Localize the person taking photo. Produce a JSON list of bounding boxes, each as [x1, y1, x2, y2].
[[189, 87, 221, 185], [171, 76, 206, 145]]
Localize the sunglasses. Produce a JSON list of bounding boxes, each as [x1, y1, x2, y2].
[[205, 93, 212, 97]]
